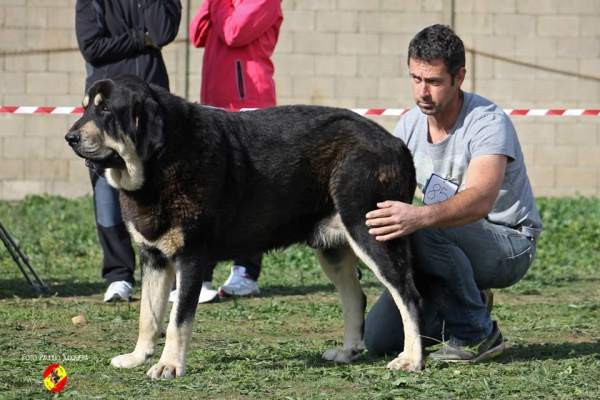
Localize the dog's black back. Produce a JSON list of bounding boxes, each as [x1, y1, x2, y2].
[[120, 83, 416, 264]]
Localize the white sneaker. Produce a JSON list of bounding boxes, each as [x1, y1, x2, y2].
[[169, 282, 219, 304], [104, 281, 132, 302], [218, 266, 260, 297]]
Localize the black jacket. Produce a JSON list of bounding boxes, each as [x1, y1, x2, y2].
[[76, 0, 181, 91]]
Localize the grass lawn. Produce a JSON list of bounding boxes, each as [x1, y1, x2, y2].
[[0, 195, 598, 399]]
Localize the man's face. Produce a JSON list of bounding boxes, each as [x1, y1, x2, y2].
[[409, 57, 465, 116]]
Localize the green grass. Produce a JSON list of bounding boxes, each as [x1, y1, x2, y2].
[[0, 195, 599, 399]]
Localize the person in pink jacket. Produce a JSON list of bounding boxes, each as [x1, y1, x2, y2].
[[174, 0, 283, 303], [190, 0, 283, 109]]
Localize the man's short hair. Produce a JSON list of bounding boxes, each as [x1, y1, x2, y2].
[[408, 24, 465, 82]]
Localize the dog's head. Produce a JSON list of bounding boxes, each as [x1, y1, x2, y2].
[[65, 75, 165, 190]]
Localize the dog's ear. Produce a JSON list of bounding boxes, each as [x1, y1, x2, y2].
[[134, 94, 165, 163]]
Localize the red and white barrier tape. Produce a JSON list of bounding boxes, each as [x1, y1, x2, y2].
[[0, 106, 599, 116], [0, 106, 84, 114]]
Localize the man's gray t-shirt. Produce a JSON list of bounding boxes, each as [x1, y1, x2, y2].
[[393, 91, 542, 238]]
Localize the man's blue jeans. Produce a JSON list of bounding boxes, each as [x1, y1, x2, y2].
[[364, 219, 536, 356]]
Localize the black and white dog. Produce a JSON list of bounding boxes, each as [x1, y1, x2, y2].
[[65, 75, 424, 378]]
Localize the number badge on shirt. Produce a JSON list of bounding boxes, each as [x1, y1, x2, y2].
[[423, 173, 459, 205]]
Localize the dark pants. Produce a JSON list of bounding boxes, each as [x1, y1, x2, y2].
[[90, 170, 136, 286], [203, 253, 263, 282]]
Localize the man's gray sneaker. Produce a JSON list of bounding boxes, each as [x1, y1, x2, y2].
[[428, 321, 504, 363]]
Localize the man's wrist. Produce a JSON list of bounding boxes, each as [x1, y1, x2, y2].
[[418, 203, 436, 229]]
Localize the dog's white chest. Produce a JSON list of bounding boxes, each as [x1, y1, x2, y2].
[[126, 222, 185, 257]]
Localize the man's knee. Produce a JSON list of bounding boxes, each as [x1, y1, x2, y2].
[[363, 326, 394, 356]]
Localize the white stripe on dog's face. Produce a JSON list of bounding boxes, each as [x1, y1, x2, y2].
[[105, 134, 145, 191]]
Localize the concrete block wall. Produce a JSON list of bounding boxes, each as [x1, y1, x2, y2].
[[1, 0, 599, 200]]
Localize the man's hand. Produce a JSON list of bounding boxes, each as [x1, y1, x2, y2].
[[145, 32, 162, 50], [365, 156, 508, 242], [365, 201, 424, 241]]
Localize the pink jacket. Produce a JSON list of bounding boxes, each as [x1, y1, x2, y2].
[[190, 0, 283, 109]]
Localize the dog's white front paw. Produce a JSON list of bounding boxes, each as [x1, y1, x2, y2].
[[322, 346, 364, 364], [146, 362, 185, 379], [111, 352, 151, 368], [387, 352, 425, 371]]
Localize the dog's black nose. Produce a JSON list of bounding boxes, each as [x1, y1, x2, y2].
[[65, 131, 81, 146]]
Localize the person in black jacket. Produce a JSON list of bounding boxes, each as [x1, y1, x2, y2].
[[75, 0, 181, 302]]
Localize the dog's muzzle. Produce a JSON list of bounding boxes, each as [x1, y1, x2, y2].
[[65, 130, 126, 170], [65, 130, 81, 147]]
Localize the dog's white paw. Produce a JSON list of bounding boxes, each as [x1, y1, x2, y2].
[[146, 362, 185, 379], [387, 352, 425, 372], [111, 352, 151, 368], [322, 346, 363, 364]]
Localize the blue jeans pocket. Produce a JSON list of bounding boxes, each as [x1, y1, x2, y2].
[[487, 245, 533, 288]]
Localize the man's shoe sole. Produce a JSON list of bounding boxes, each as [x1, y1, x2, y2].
[[218, 289, 260, 297], [104, 294, 130, 302]]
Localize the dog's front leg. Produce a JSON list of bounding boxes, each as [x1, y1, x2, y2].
[[146, 253, 204, 379], [111, 248, 174, 370]]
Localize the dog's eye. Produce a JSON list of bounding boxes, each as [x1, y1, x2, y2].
[[100, 105, 109, 113]]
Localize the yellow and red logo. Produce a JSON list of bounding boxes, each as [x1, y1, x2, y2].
[[43, 363, 67, 393]]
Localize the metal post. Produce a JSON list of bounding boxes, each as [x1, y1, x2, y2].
[[0, 220, 50, 293]]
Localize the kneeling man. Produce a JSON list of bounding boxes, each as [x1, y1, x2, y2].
[[364, 24, 542, 362]]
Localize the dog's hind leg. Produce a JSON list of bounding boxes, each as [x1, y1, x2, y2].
[[111, 248, 174, 370], [344, 232, 425, 371], [315, 246, 366, 364], [330, 148, 424, 371], [145, 253, 204, 379]]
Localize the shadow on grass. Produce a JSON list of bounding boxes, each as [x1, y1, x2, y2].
[[0, 277, 106, 299], [258, 280, 383, 297], [295, 341, 600, 370], [0, 277, 381, 301], [211, 341, 600, 372], [164, 339, 600, 381], [500, 341, 600, 363]]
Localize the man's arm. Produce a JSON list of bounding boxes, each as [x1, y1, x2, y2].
[[144, 0, 182, 48], [365, 154, 508, 241], [76, 0, 146, 65]]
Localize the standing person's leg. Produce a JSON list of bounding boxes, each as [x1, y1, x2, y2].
[[234, 253, 262, 282], [90, 170, 136, 302], [202, 261, 217, 284], [170, 254, 262, 302], [169, 262, 218, 304], [218, 253, 262, 297]]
